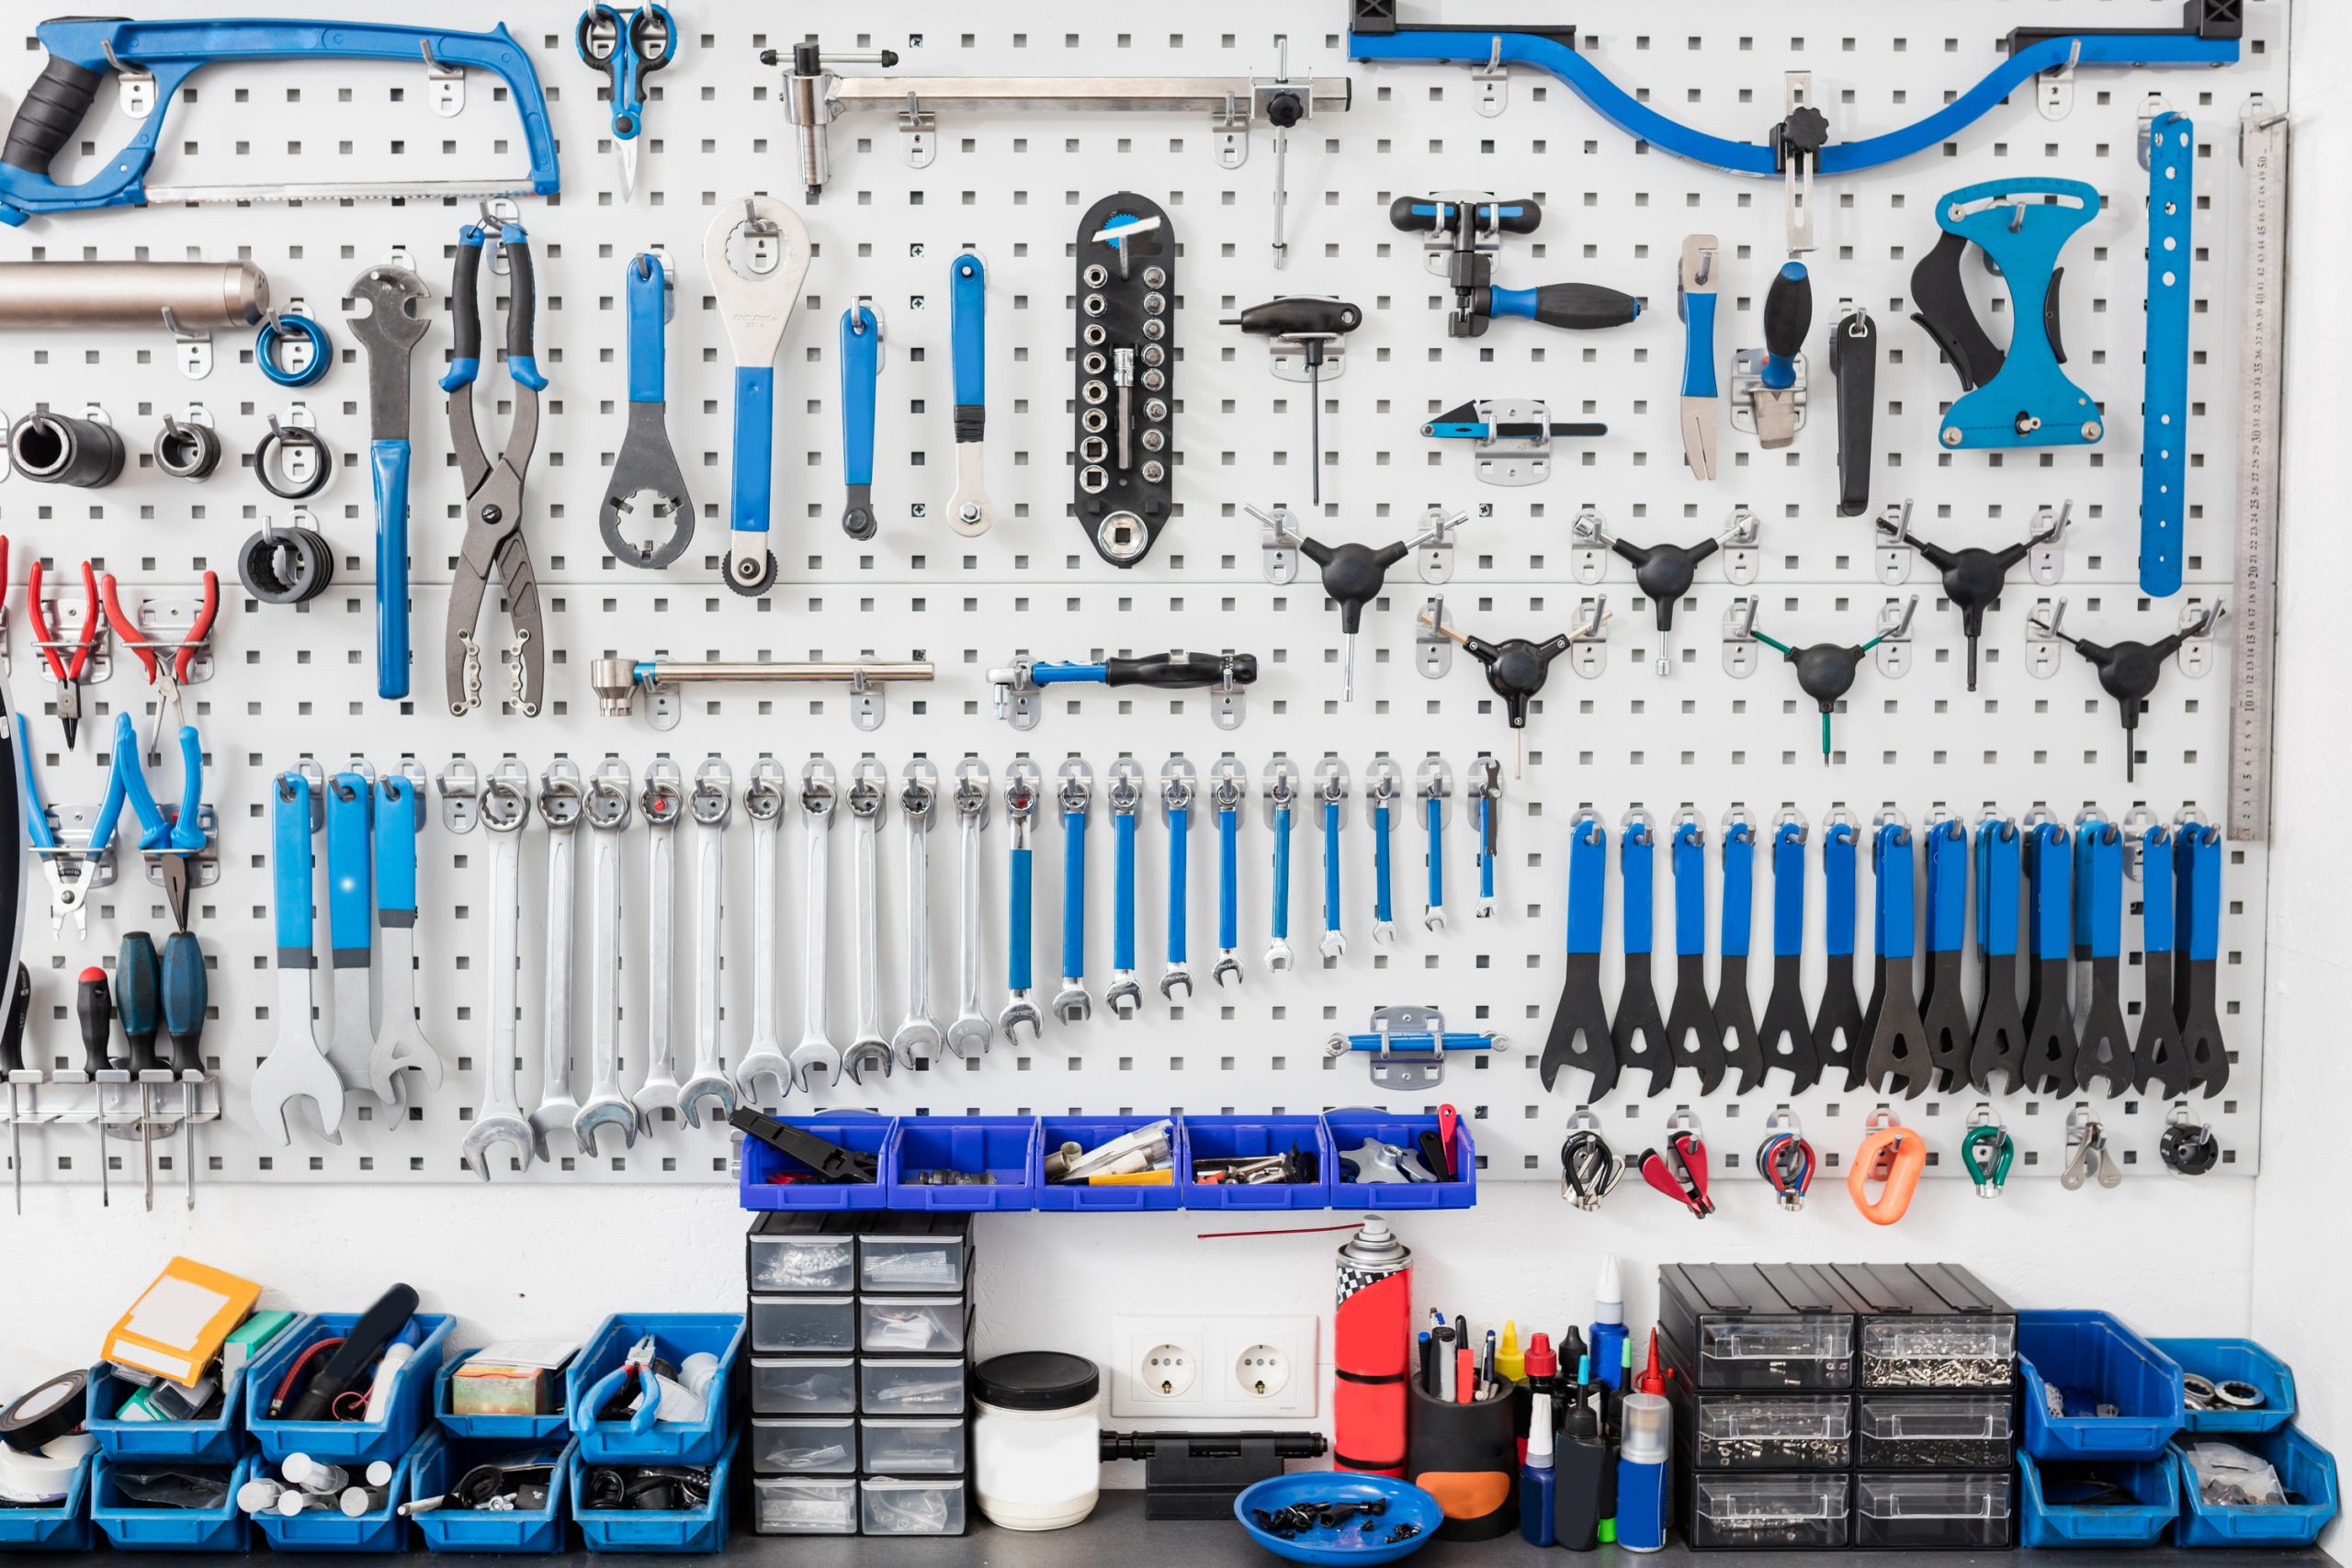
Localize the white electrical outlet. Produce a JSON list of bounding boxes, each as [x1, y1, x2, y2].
[[1110, 1314, 1318, 1418]]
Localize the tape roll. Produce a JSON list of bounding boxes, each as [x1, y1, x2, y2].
[[0, 1430, 93, 1504], [0, 1370, 86, 1454]]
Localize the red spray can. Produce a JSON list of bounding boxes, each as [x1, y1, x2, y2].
[[1334, 1214, 1412, 1475]]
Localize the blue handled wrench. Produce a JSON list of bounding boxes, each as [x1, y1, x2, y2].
[[705, 196, 812, 596], [605, 252, 695, 568], [346, 265, 431, 700]]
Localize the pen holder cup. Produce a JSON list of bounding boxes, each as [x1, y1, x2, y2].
[[1406, 1380, 1519, 1541]]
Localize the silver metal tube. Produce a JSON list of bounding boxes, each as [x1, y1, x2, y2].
[[647, 660, 933, 683], [0, 261, 268, 331], [830, 75, 1351, 116]]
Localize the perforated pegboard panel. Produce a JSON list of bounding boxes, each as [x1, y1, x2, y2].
[[0, 0, 2282, 1190]]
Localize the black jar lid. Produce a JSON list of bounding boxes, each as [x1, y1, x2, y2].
[[973, 1351, 1101, 1412]]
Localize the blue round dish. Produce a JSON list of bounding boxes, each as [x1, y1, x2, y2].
[[1233, 1472, 1444, 1565]]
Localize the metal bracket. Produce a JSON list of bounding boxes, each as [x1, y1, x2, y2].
[[2029, 501, 2073, 586], [1470, 36, 1509, 118], [849, 668, 888, 731], [484, 198, 522, 276], [1782, 72, 1818, 253], [1416, 506, 1464, 584], [1461, 398, 1556, 486], [1159, 754, 1197, 828], [1211, 655, 1249, 731], [1730, 349, 1808, 435], [1212, 89, 1250, 169], [1367, 1004, 1455, 1090], [133, 589, 216, 689], [434, 757, 482, 834], [1873, 596, 1918, 680], [1874, 500, 1917, 587], [1416, 596, 1453, 679], [993, 660, 1042, 732], [1249, 502, 1304, 586], [2177, 599, 2222, 679], [898, 92, 938, 168], [2025, 599, 2066, 680], [159, 308, 212, 380], [143, 804, 220, 897], [105, 41, 156, 120], [1863, 1104, 1904, 1181], [1261, 756, 1301, 831], [1571, 596, 1610, 679], [1720, 507, 1762, 585], [31, 590, 111, 689], [423, 38, 467, 117], [1569, 508, 1611, 584], [1362, 756, 1405, 833], [2037, 39, 2083, 123], [1417, 187, 1504, 278], [1722, 596, 1759, 679], [262, 405, 322, 493]]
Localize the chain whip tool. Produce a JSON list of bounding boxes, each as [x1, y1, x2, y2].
[[948, 251, 992, 536], [1106, 761, 1144, 1019], [527, 763, 585, 1160], [634, 761, 685, 1126], [253, 771, 345, 1145], [1210, 761, 1245, 987], [705, 196, 813, 597], [1316, 756, 1350, 960], [792, 761, 845, 1089], [575, 761, 638, 1154], [1160, 758, 1197, 1000], [945, 761, 993, 1058], [460, 779, 533, 1179], [734, 759, 790, 1104], [1054, 761, 1095, 1024], [345, 264, 430, 699], [999, 762, 1043, 1043], [323, 772, 385, 1121], [604, 252, 695, 568], [366, 773, 440, 1111], [845, 761, 892, 1083], [678, 759, 737, 1126], [892, 761, 944, 1066], [1263, 760, 1298, 971]]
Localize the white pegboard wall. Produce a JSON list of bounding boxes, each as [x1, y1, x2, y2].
[[0, 0, 2282, 1190]]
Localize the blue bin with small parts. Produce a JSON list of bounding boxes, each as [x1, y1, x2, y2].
[[2017, 1451, 2180, 1548], [1324, 1111, 1476, 1210], [1035, 1115, 1184, 1212], [0, 1445, 94, 1551], [2018, 1310, 2182, 1461], [2171, 1427, 2340, 1548], [738, 1112, 894, 1212], [435, 1348, 574, 1441], [252, 1430, 425, 1552], [85, 1356, 252, 1464], [90, 1451, 254, 1552], [246, 1311, 454, 1468], [1179, 1114, 1334, 1209], [565, 1314, 741, 1467], [569, 1430, 737, 1552], [2150, 1337, 2297, 1435], [884, 1115, 1040, 1211], [404, 1432, 576, 1554]]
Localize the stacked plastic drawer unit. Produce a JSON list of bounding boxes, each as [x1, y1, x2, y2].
[[745, 1211, 973, 1538]]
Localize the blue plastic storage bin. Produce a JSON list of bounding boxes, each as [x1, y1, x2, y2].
[[1179, 1114, 1334, 1209], [1324, 1111, 1477, 1209], [0, 1446, 94, 1551], [2018, 1310, 2182, 1461], [2150, 1337, 2298, 1435], [246, 1310, 454, 1468], [570, 1430, 736, 1552], [84, 1356, 251, 1464], [738, 1113, 894, 1212], [566, 1314, 741, 1467], [2017, 1451, 2180, 1548], [2172, 1427, 2340, 1549], [434, 1347, 575, 1441], [885, 1116, 1040, 1211], [253, 1429, 424, 1552], [91, 1451, 254, 1552], [406, 1433, 576, 1554], [1034, 1115, 1183, 1211]]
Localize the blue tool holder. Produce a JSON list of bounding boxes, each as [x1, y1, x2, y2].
[[1326, 1111, 1476, 1211], [435, 1348, 574, 1441], [885, 1115, 1041, 1211], [2148, 1337, 2296, 1435], [2018, 1309, 2183, 1461], [85, 1358, 250, 1462], [1620, 820, 1654, 957], [2171, 1426, 2340, 1549], [1976, 818, 2021, 960], [1566, 817, 1605, 957], [91, 1451, 254, 1552], [1822, 821, 1857, 960], [1720, 822, 1753, 959], [1929, 179, 2104, 450], [247, 1311, 455, 1467], [2018, 1450, 2180, 1549], [1925, 818, 1967, 957], [838, 302, 879, 491], [406, 1432, 576, 1554], [572, 1429, 735, 1553], [1035, 1114, 1184, 1212], [1178, 1113, 1334, 1211], [0, 1446, 91, 1550], [737, 1112, 893, 1212], [2027, 823, 2072, 964], [2141, 110, 2195, 595], [1671, 821, 1705, 958], [1873, 822, 1914, 962], [252, 1429, 420, 1551], [1771, 821, 1805, 959]]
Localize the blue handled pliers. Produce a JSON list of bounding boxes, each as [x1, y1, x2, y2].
[[17, 711, 201, 937], [575, 5, 675, 202], [573, 1333, 665, 1437]]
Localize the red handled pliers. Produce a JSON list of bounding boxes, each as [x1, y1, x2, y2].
[[100, 570, 218, 750], [26, 558, 100, 750], [1638, 1130, 1716, 1218]]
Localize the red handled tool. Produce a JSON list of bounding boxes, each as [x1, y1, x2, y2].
[[100, 570, 218, 749], [1637, 1130, 1714, 1218], [28, 559, 100, 750]]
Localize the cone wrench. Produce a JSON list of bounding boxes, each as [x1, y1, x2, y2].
[[1105, 760, 1144, 1019], [323, 770, 385, 1122], [892, 760, 944, 1067], [634, 760, 685, 1128], [734, 758, 792, 1104], [461, 776, 535, 1179], [527, 761, 586, 1161], [790, 759, 844, 1091], [367, 770, 441, 1110], [253, 768, 345, 1145], [1210, 758, 1247, 987], [1160, 756, 1197, 1000], [946, 760, 994, 1057], [1263, 758, 1300, 971], [574, 759, 639, 1154], [679, 757, 737, 1127], [999, 761, 1044, 1042], [844, 761, 893, 1082]]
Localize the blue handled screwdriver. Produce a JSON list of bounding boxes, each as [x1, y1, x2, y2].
[[163, 932, 208, 1211], [115, 932, 161, 1211]]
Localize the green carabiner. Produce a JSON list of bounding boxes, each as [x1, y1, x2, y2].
[[1962, 1123, 2015, 1195]]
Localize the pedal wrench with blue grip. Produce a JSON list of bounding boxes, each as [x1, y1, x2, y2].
[[1969, 818, 2030, 1094], [1757, 821, 1821, 1093], [1539, 816, 1616, 1101]]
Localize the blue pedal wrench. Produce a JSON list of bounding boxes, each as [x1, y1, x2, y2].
[[0, 21, 559, 225], [1812, 818, 1867, 1090], [704, 195, 812, 597], [838, 299, 883, 541], [1969, 817, 2030, 1095], [2173, 819, 2228, 1098], [1713, 818, 1765, 1094], [2021, 820, 2080, 1097], [2072, 815, 2133, 1097], [1917, 818, 1973, 1093], [604, 253, 695, 569], [1756, 819, 1819, 1094], [1910, 178, 2104, 451], [1538, 813, 1614, 1100], [2140, 111, 2195, 595]]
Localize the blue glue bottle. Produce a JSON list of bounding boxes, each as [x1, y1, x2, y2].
[[1519, 1378, 1556, 1546]]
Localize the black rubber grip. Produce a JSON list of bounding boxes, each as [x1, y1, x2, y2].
[[116, 933, 161, 1074], [76, 969, 112, 1075], [1, 52, 103, 174], [0, 964, 29, 1076], [1830, 311, 1879, 518], [503, 240, 538, 369], [953, 405, 984, 442], [1907, 231, 2004, 391], [1387, 195, 1540, 235], [1763, 265, 1814, 358], [448, 240, 484, 368], [284, 1283, 419, 1422], [1528, 283, 1641, 331], [1102, 652, 1260, 689], [1232, 299, 1361, 337]]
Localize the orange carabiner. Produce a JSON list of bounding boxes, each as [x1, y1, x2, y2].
[[1848, 1126, 1928, 1224]]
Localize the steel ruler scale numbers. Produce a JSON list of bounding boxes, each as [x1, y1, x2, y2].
[[0, 0, 2286, 1193]]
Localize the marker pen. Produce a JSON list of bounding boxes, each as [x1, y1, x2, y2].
[[1435, 1325, 1457, 1402]]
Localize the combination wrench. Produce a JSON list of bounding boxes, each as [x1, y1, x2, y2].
[[460, 777, 535, 1178], [734, 758, 791, 1104], [1364, 757, 1402, 946], [1105, 760, 1144, 1019], [634, 760, 684, 1126], [844, 761, 893, 1083], [1417, 756, 1453, 933], [790, 759, 844, 1091], [253, 766, 345, 1145], [1315, 755, 1351, 960], [574, 759, 639, 1153], [323, 769, 384, 1119], [998, 761, 1044, 1042], [1160, 757, 1197, 1000], [946, 761, 994, 1056], [891, 761, 944, 1067], [527, 761, 586, 1161], [1210, 758, 1246, 988], [366, 770, 441, 1109], [1262, 758, 1300, 971], [679, 757, 738, 1127], [1054, 759, 1095, 1024]]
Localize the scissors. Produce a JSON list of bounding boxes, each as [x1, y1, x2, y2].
[[575, 5, 676, 202]]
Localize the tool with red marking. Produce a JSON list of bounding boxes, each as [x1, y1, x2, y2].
[[1636, 1127, 1713, 1219], [27, 558, 100, 750], [100, 570, 217, 750]]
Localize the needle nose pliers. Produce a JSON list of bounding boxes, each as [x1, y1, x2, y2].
[[27, 558, 100, 750]]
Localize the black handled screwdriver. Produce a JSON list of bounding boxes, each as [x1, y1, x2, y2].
[[76, 964, 111, 1206]]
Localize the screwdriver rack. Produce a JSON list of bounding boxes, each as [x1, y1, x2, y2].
[[0, 0, 2287, 1190]]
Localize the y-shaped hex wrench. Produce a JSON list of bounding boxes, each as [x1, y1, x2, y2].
[[1161, 757, 1197, 1000], [791, 760, 845, 1090], [461, 777, 535, 1179], [367, 770, 442, 1111], [634, 760, 684, 1127], [844, 762, 893, 1081], [734, 758, 792, 1104], [679, 758, 738, 1127], [946, 761, 994, 1057], [1262, 758, 1300, 971], [575, 760, 639, 1153], [527, 761, 586, 1161], [254, 767, 345, 1145], [892, 761, 944, 1067], [1210, 759, 1246, 987], [1054, 760, 1095, 1024], [1105, 760, 1144, 1019], [999, 761, 1044, 1042]]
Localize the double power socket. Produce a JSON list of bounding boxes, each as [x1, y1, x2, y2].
[[1107, 1314, 1319, 1419]]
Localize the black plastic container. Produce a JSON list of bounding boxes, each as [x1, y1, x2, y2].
[[1657, 1265, 1860, 1392], [1676, 1386, 1854, 1472], [1682, 1471, 1850, 1551], [1405, 1382, 1518, 1540]]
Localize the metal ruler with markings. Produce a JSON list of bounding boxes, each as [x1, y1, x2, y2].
[[2228, 97, 2290, 842]]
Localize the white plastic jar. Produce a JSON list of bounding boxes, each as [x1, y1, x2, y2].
[[971, 1351, 1101, 1531]]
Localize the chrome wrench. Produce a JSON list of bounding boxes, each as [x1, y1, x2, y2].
[[253, 767, 345, 1145], [1160, 756, 1197, 1000], [574, 759, 638, 1154], [790, 759, 844, 1091], [705, 195, 814, 597], [1053, 759, 1095, 1024], [527, 761, 585, 1162], [634, 760, 684, 1128], [999, 761, 1043, 1043], [734, 758, 792, 1105], [1365, 757, 1403, 947], [1316, 754, 1351, 961], [1105, 760, 1144, 1019], [679, 757, 737, 1127], [367, 770, 442, 1109], [461, 776, 535, 1178], [1210, 758, 1247, 987], [1263, 758, 1300, 972], [1416, 756, 1453, 933], [323, 769, 383, 1118], [946, 760, 993, 1057], [844, 761, 892, 1082], [891, 761, 944, 1067]]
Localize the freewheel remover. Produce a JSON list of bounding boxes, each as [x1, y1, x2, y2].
[[527, 762, 585, 1160], [792, 761, 845, 1090], [575, 761, 639, 1153], [734, 759, 791, 1105], [679, 759, 737, 1127], [845, 761, 894, 1083]]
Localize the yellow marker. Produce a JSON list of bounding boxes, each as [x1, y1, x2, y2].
[[1085, 1170, 1175, 1186], [1497, 1319, 1528, 1382]]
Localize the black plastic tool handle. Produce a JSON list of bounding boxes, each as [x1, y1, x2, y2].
[[116, 933, 162, 1075], [1763, 264, 1813, 360], [0, 964, 28, 1076], [162, 932, 207, 1074], [1387, 195, 1542, 235], [283, 1283, 420, 1421], [503, 237, 538, 372], [0, 53, 103, 175], [1226, 299, 1362, 337], [447, 237, 485, 378], [76, 965, 112, 1075], [1103, 653, 1260, 689]]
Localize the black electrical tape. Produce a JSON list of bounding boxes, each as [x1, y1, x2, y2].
[[252, 422, 333, 501], [0, 1370, 87, 1454], [239, 526, 335, 605], [152, 418, 224, 482]]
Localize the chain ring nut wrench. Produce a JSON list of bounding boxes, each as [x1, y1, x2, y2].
[[792, 759, 847, 1089], [733, 757, 792, 1104], [574, 759, 639, 1153], [705, 195, 813, 597], [891, 761, 945, 1067], [678, 757, 738, 1127], [945, 761, 994, 1057], [844, 760, 894, 1083]]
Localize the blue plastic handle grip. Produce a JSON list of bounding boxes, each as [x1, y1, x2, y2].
[[1424, 795, 1443, 912], [625, 253, 666, 405], [1924, 820, 1967, 954], [2140, 110, 2195, 596], [1874, 823, 1915, 962], [950, 253, 987, 411], [1062, 809, 1088, 979], [1671, 822, 1705, 958], [1772, 822, 1806, 959], [15, 715, 56, 852], [1566, 818, 1605, 957], [1477, 795, 1496, 900], [1217, 805, 1238, 951], [1374, 804, 1394, 926], [1720, 823, 1754, 959], [1008, 847, 1033, 989], [839, 303, 879, 489], [1976, 820, 2021, 958], [167, 725, 204, 852], [1620, 823, 1654, 958], [2178, 824, 2222, 964], [2028, 823, 2072, 963], [326, 772, 373, 959], [368, 437, 412, 699], [1113, 811, 1136, 973], [1322, 800, 1342, 937], [376, 775, 418, 919], [1168, 807, 1190, 965], [1822, 822, 1857, 959], [1271, 805, 1293, 942], [729, 365, 775, 540], [272, 773, 314, 958], [1679, 289, 1718, 398], [1029, 663, 1106, 688], [107, 712, 165, 849], [2075, 823, 2123, 960], [2140, 827, 2175, 956]]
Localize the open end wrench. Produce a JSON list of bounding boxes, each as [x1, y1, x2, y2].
[[1211, 760, 1245, 987], [367, 771, 441, 1108], [634, 760, 685, 1127], [734, 758, 791, 1104], [1105, 761, 1144, 1019], [1263, 759, 1299, 971], [792, 760, 846, 1090], [844, 761, 893, 1083], [1416, 756, 1453, 934], [1160, 757, 1196, 1000], [1469, 759, 1501, 919], [253, 769, 345, 1145], [1315, 755, 1351, 961], [461, 778, 535, 1179], [575, 761, 639, 1154], [946, 761, 994, 1056], [679, 758, 738, 1127], [892, 761, 944, 1067], [1053, 760, 1095, 1024], [323, 770, 384, 1121], [998, 761, 1044, 1042], [1365, 759, 1401, 947], [527, 761, 586, 1161]]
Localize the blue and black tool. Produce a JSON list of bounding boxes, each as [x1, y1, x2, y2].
[[838, 298, 884, 540], [1743, 598, 1916, 764], [2132, 820, 2190, 1099], [1968, 817, 2030, 1095], [1743, 262, 1811, 449], [1539, 814, 1615, 1100], [2073, 816, 2134, 1098], [1860, 821, 1929, 1099], [1757, 818, 1821, 1094], [1811, 818, 1868, 1090], [604, 252, 694, 568], [1388, 195, 1639, 339], [348, 265, 432, 698], [2172, 820, 2229, 1098], [1611, 817, 1672, 1098], [575, 4, 675, 201], [1713, 818, 1766, 1094], [2021, 820, 2080, 1098], [1916, 818, 1973, 1093], [1663, 818, 1722, 1094]]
